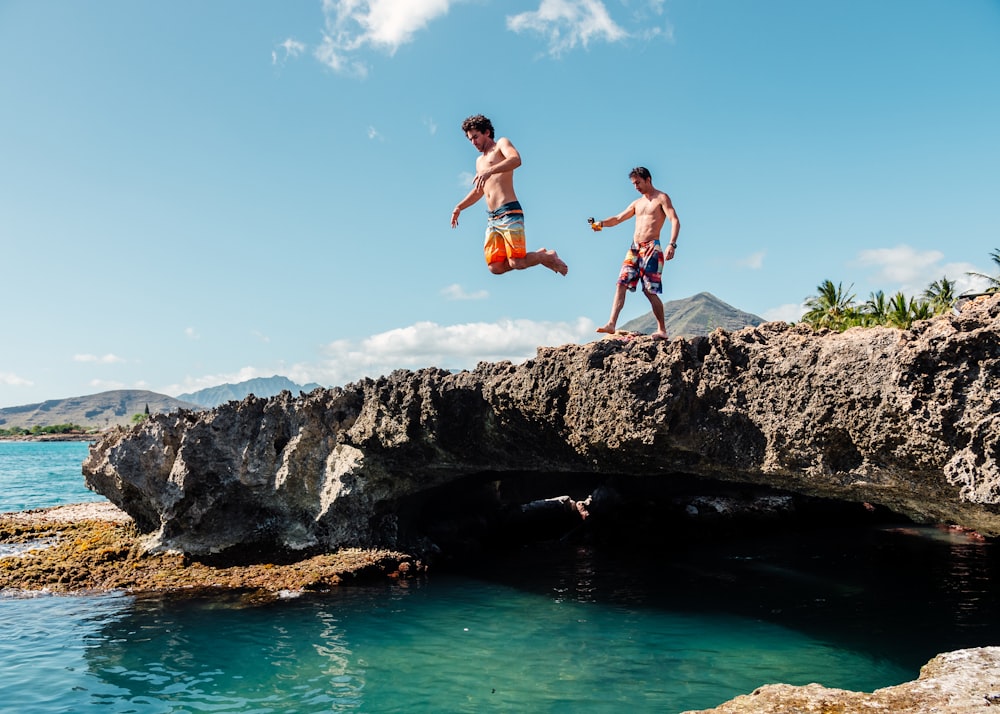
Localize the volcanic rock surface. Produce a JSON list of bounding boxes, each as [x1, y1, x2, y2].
[[83, 295, 1000, 557]]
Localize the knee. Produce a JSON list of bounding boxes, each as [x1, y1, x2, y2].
[[488, 262, 508, 275]]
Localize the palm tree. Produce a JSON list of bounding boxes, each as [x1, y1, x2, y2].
[[862, 290, 889, 326], [966, 249, 1000, 293], [886, 292, 914, 329], [922, 277, 957, 315], [911, 300, 933, 322], [802, 280, 856, 330]]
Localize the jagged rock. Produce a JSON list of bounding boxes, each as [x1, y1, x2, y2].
[[83, 294, 1000, 556], [681, 647, 1000, 713]]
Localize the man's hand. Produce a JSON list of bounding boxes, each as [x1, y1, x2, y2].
[[473, 170, 492, 192], [451, 207, 461, 228]]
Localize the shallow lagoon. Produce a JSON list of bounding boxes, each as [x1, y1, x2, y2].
[[1, 441, 997, 712]]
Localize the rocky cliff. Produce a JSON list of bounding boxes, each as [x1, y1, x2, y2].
[[83, 294, 1000, 557]]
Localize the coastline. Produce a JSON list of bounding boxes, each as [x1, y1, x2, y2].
[[0, 434, 101, 443], [0, 502, 420, 596]]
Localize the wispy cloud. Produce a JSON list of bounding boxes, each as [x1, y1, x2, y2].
[[441, 283, 489, 300], [88, 378, 126, 391], [367, 125, 383, 140], [185, 327, 200, 340], [737, 251, 765, 270], [507, 0, 628, 56], [272, 38, 306, 65], [761, 303, 805, 323], [853, 244, 989, 296], [310, 1, 663, 75], [0, 372, 32, 387], [316, 0, 455, 76], [73, 353, 125, 364]]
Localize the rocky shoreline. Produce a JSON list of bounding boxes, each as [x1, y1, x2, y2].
[[0, 501, 421, 597]]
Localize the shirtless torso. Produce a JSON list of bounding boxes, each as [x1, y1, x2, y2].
[[616, 179, 679, 245], [472, 136, 519, 211]]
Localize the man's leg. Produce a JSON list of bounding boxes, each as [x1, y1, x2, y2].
[[596, 284, 628, 334], [643, 290, 668, 339], [508, 249, 568, 275]]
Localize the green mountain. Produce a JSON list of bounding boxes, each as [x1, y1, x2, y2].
[[621, 292, 765, 338]]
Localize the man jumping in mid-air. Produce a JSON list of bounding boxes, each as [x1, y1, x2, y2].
[[590, 166, 680, 340], [451, 114, 567, 276]]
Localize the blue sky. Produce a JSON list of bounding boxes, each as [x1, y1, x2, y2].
[[2, 0, 998, 408]]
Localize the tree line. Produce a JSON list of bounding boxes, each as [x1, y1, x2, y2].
[[800, 249, 999, 332], [0, 423, 96, 437]]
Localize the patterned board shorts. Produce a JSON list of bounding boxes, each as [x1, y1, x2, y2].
[[618, 239, 664, 294], [484, 201, 527, 265]]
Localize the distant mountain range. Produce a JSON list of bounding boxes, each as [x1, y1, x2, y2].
[[1, 295, 765, 429], [622, 291, 764, 338], [0, 376, 323, 431], [176, 376, 323, 408]]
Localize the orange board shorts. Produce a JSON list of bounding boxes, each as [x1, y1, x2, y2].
[[484, 201, 527, 265]]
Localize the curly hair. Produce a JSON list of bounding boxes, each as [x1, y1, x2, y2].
[[461, 114, 494, 138]]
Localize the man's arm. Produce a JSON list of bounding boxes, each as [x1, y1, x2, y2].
[[592, 200, 637, 231], [451, 186, 484, 228], [473, 137, 521, 191], [660, 193, 680, 245], [659, 192, 680, 259]]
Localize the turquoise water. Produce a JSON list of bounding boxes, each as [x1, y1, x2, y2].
[[1, 442, 999, 712], [0, 441, 99, 512]]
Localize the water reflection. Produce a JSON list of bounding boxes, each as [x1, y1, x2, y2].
[[83, 592, 373, 712]]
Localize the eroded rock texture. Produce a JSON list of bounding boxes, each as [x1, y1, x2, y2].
[[681, 647, 1000, 714], [83, 295, 1000, 556]]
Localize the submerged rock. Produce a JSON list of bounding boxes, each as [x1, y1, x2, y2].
[[83, 295, 1000, 557]]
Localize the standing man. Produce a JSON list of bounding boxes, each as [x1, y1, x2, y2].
[[591, 166, 680, 340], [451, 114, 568, 276]]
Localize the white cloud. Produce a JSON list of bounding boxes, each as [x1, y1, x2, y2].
[[88, 378, 126, 391], [424, 117, 438, 135], [272, 38, 306, 65], [761, 303, 805, 323], [853, 244, 994, 296], [185, 327, 200, 340], [0, 372, 32, 387], [737, 251, 765, 270], [441, 283, 489, 300], [507, 0, 628, 56], [73, 353, 125, 364], [316, 0, 454, 74], [298, 317, 596, 388], [367, 125, 382, 140]]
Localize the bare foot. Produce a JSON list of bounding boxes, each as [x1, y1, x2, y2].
[[651, 331, 669, 340], [596, 324, 616, 334], [540, 249, 568, 276]]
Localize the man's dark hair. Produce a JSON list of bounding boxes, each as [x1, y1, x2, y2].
[[629, 166, 652, 181], [462, 114, 494, 138]]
